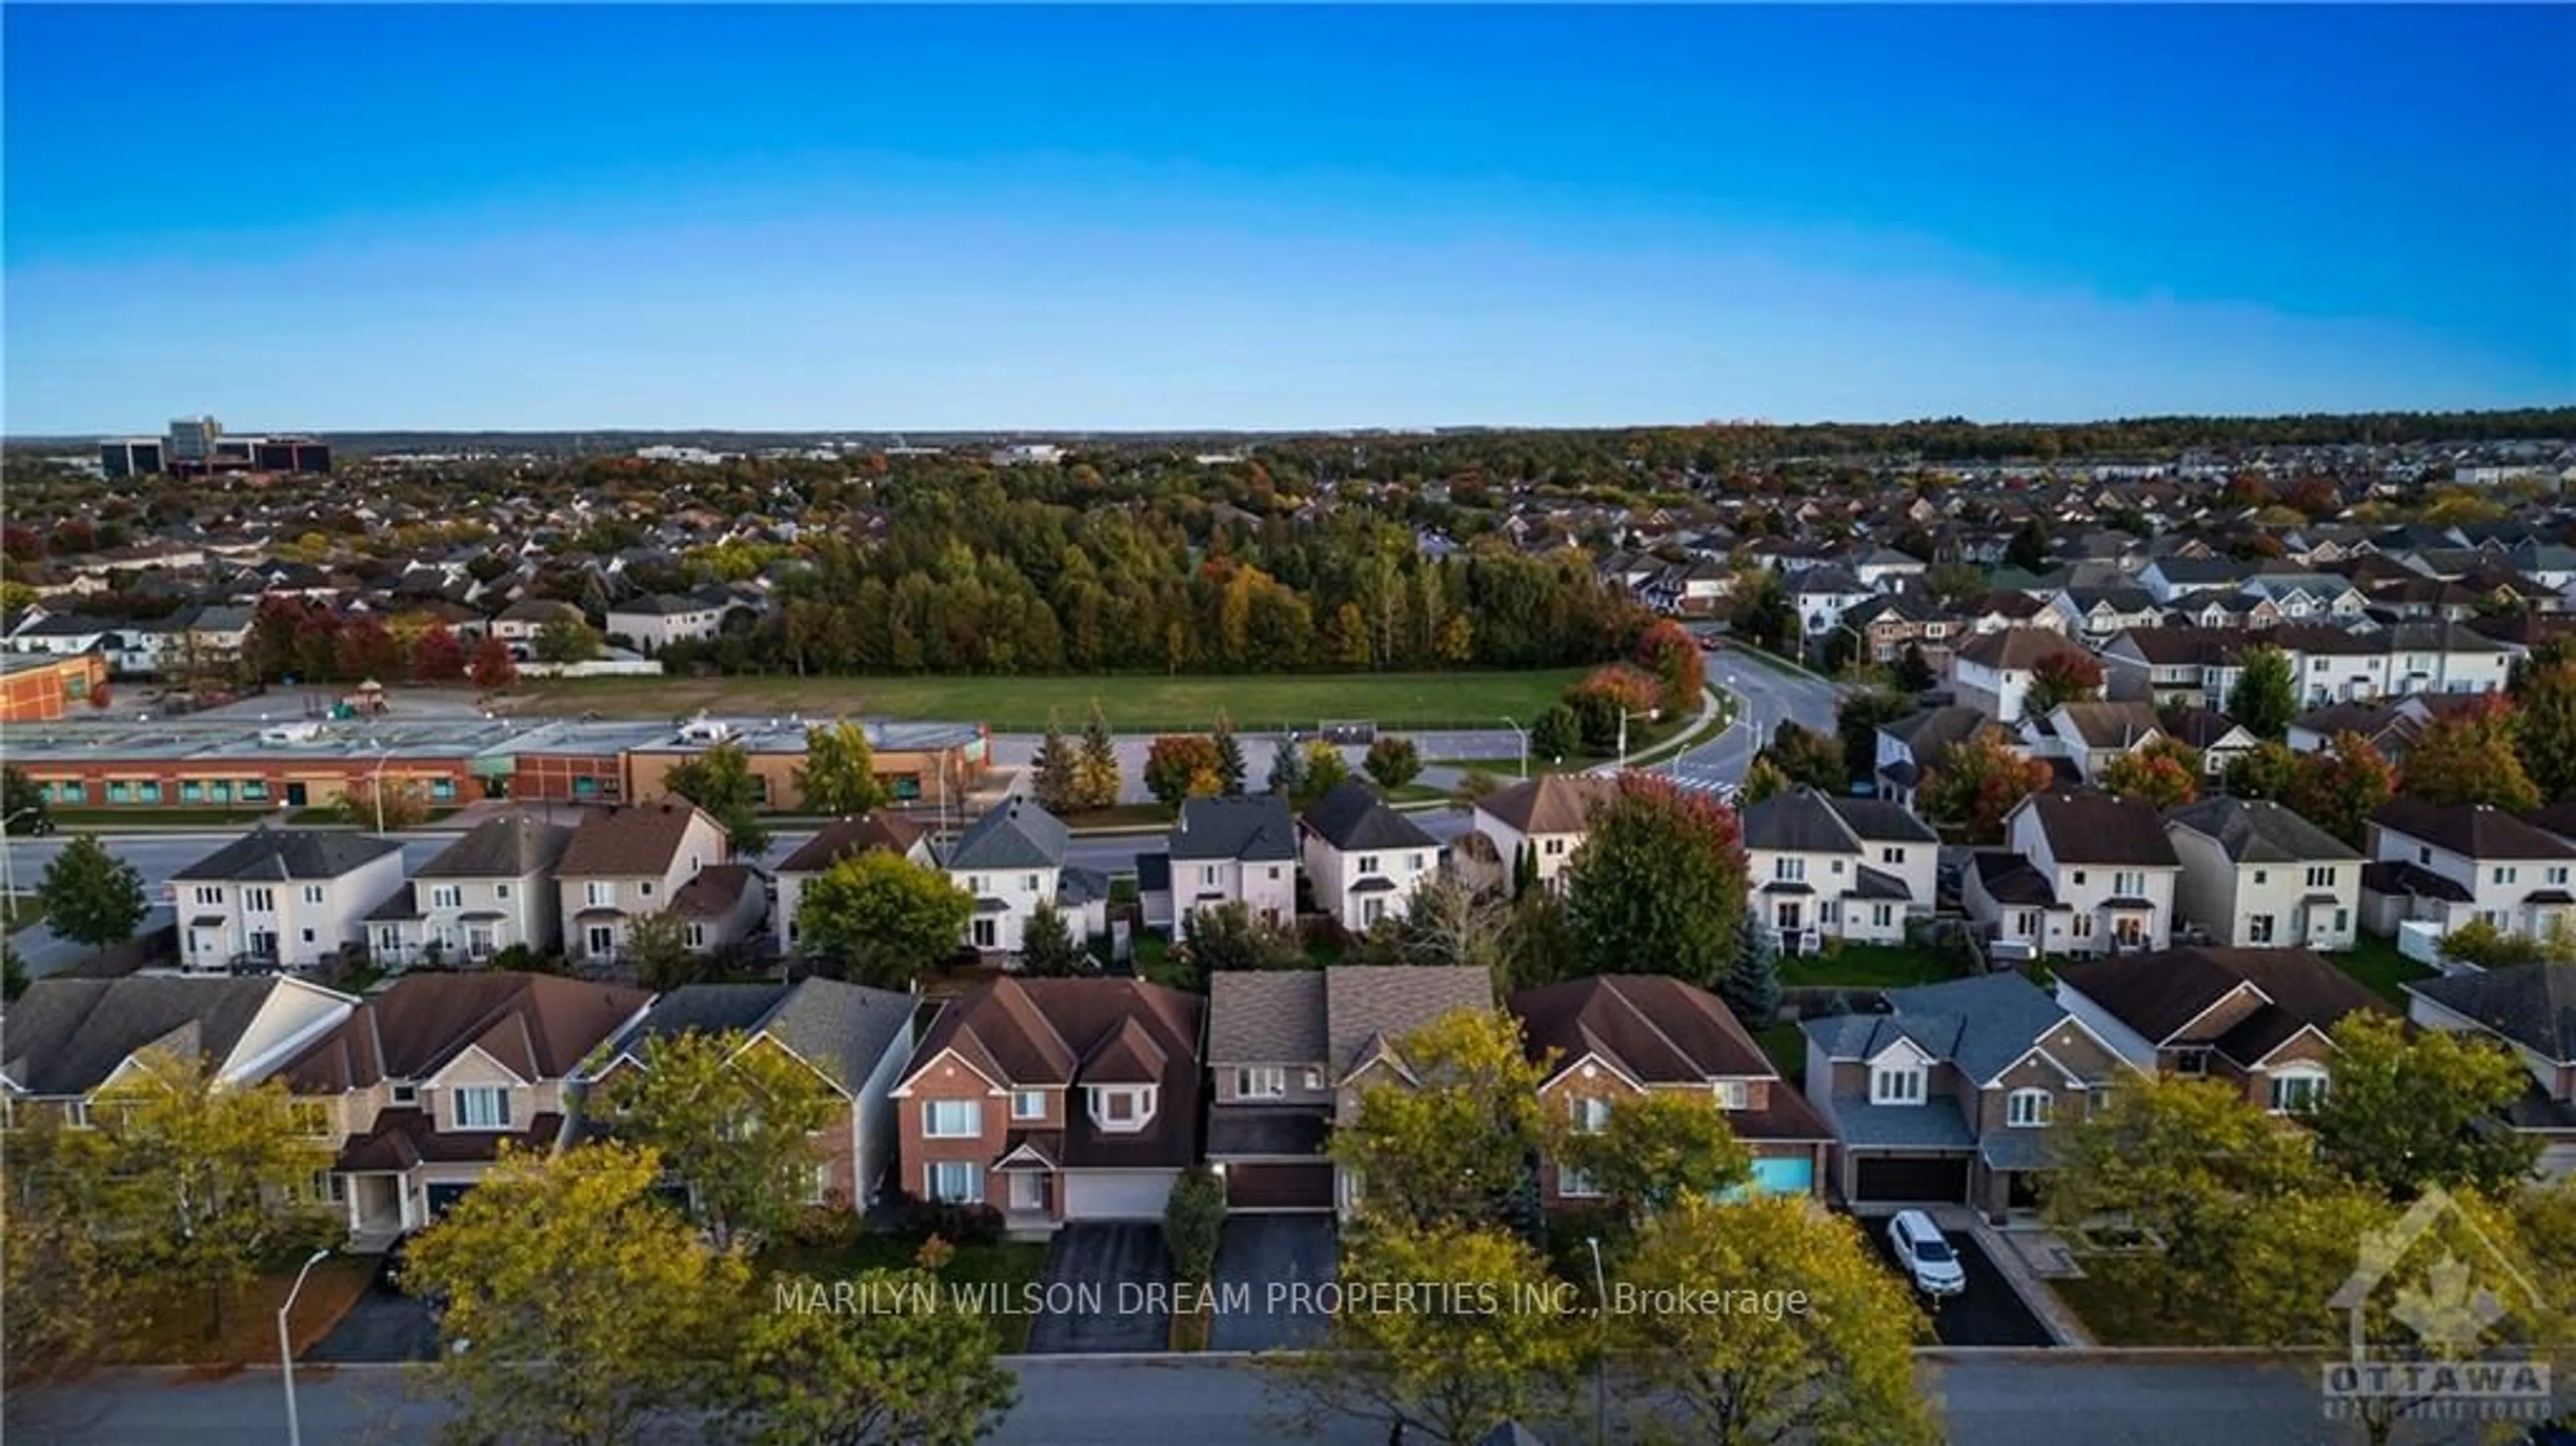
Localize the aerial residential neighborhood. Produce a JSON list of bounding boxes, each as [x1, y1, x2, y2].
[[5, 3, 2573, 1444]]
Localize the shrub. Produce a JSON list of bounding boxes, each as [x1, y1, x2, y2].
[[1163, 1167, 1227, 1286]]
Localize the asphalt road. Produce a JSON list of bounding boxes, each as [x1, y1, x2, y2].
[[1661, 646, 1847, 797], [5, 1357, 2503, 1446]]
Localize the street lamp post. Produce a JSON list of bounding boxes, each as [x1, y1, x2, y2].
[[1615, 708, 1659, 773], [1, 806, 38, 915], [1585, 1235, 1609, 1446], [1497, 716, 1529, 779], [278, 1247, 331, 1446]]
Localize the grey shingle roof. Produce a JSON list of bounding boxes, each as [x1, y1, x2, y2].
[[943, 798, 1069, 871], [1827, 1095, 1977, 1150], [1301, 781, 1438, 853], [1807, 972, 2091, 1087], [2370, 798, 2576, 862], [616, 977, 914, 1095], [2, 977, 306, 1095], [1739, 788, 1860, 854], [1171, 795, 1297, 863], [2409, 962, 2576, 1062], [2023, 792, 2180, 868], [2164, 797, 2361, 865], [1207, 971, 1328, 1064], [415, 813, 575, 879], [172, 828, 405, 881], [1827, 796, 1941, 844], [1326, 965, 1494, 1076]]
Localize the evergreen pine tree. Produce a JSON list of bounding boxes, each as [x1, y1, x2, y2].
[[1031, 718, 1078, 813], [1212, 715, 1248, 796], [1266, 734, 1307, 797], [1075, 707, 1123, 810], [1512, 842, 1540, 899], [1717, 911, 1782, 1030]]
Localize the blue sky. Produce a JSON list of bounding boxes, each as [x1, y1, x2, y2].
[[6, 5, 2570, 433]]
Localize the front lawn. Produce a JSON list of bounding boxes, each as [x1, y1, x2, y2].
[[111, 1255, 376, 1366], [1778, 942, 1965, 990], [2331, 933, 2436, 1005], [760, 1236, 1049, 1353]]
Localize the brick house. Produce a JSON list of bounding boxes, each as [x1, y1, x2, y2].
[[892, 978, 1205, 1231], [1513, 975, 1833, 1207]]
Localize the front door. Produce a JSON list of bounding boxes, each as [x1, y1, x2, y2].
[[249, 930, 279, 959], [585, 924, 614, 958], [1775, 901, 1803, 932], [1008, 1172, 1046, 1213], [286, 781, 309, 807]]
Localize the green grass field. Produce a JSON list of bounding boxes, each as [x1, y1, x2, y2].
[[2330, 933, 2438, 1005], [514, 669, 1595, 732]]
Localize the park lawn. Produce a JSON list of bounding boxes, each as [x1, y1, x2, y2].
[[110, 1255, 376, 1367], [514, 669, 1594, 733], [1778, 943, 1964, 990], [2047, 1272, 2218, 1348], [2331, 933, 2437, 1006], [761, 1237, 1048, 1352]]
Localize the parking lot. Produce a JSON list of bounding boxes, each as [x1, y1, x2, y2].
[[1208, 1215, 1338, 1351], [1869, 1219, 2054, 1347], [1023, 1223, 1175, 1355]]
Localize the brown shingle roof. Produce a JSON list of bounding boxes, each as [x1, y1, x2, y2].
[[1957, 627, 2088, 670], [1509, 975, 1775, 1083], [775, 812, 930, 875], [2371, 797, 2576, 861], [2022, 791, 2180, 867], [282, 972, 651, 1092], [2055, 946, 2391, 1065], [667, 863, 758, 917], [1476, 775, 1619, 836], [904, 979, 1205, 1170], [555, 799, 710, 877]]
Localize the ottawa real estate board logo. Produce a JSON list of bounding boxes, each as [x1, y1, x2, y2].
[[2322, 1186, 2554, 1427]]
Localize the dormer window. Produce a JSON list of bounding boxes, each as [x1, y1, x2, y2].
[[1870, 1062, 1925, 1105], [1089, 1086, 1156, 1132], [453, 1086, 512, 1131]]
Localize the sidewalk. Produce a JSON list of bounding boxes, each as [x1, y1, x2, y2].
[[1971, 1217, 2098, 1348]]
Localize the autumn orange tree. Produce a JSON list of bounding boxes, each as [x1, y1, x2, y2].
[[2026, 650, 2105, 713], [1919, 732, 2052, 843], [2099, 737, 2202, 810], [1141, 734, 1226, 808], [2400, 697, 2539, 813], [2284, 730, 2400, 849]]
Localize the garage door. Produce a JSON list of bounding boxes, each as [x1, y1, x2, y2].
[[1063, 1171, 1179, 1221], [1853, 1154, 1971, 1205], [1226, 1163, 1336, 1212], [423, 1183, 476, 1218]]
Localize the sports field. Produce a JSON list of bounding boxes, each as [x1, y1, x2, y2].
[[513, 669, 1595, 732]]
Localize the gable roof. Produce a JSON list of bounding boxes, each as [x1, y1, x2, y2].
[[414, 812, 575, 879], [1957, 627, 2089, 671], [943, 797, 1070, 871], [1739, 787, 1860, 854], [171, 828, 405, 882], [1206, 971, 1328, 1064], [2369, 797, 2576, 862], [1324, 965, 1495, 1078], [2021, 791, 2180, 867], [2165, 796, 2362, 864], [667, 863, 759, 917], [774, 812, 931, 875], [902, 978, 1203, 1170], [2052, 700, 2163, 750], [1475, 775, 1619, 836], [281, 972, 652, 1091], [1806, 972, 2101, 1084], [1510, 975, 1774, 1084], [610, 978, 914, 1095], [1170, 795, 1298, 863], [1301, 780, 1438, 852], [1, 977, 321, 1095], [2057, 946, 2390, 1064], [2408, 962, 2576, 1063], [555, 799, 712, 877]]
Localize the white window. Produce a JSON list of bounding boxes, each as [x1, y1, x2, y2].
[[1236, 1066, 1286, 1100], [2493, 865, 2520, 885], [1872, 904, 1895, 929], [686, 922, 707, 950], [1201, 865, 1219, 887], [2071, 913, 2095, 940], [1774, 856, 1805, 883], [801, 1164, 830, 1207], [301, 885, 326, 905], [1012, 1090, 1046, 1121], [2306, 866, 2337, 889], [927, 1161, 980, 1204], [1093, 1087, 1155, 1130], [495, 883, 512, 899], [245, 887, 275, 911], [454, 1087, 511, 1130], [1870, 1063, 1925, 1105], [1557, 1164, 1599, 1198], [1303, 1066, 1325, 1090], [1408, 852, 1426, 872], [2551, 867, 2571, 887], [1024, 873, 1039, 891], [429, 885, 463, 909], [2253, 870, 2268, 885], [2007, 1089, 2052, 1127], [193, 886, 223, 906], [1881, 847, 1904, 865], [1570, 1096, 1611, 1135], [390, 1082, 419, 1107], [1355, 854, 1380, 876], [2112, 871, 2146, 898], [923, 1101, 982, 1138], [2247, 914, 2275, 944], [2269, 1067, 2328, 1114], [288, 1101, 333, 1137], [586, 881, 615, 907], [2070, 871, 2087, 887], [1713, 1080, 1750, 1111]]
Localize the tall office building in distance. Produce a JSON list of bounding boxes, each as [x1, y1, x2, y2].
[[96, 414, 329, 478]]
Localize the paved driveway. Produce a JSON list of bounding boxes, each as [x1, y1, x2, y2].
[[1208, 1215, 1338, 1351], [1871, 1222, 2053, 1347], [307, 1256, 439, 1364], [1024, 1223, 1173, 1355]]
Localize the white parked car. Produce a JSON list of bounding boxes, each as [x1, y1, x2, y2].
[[1886, 1210, 1966, 1298]]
